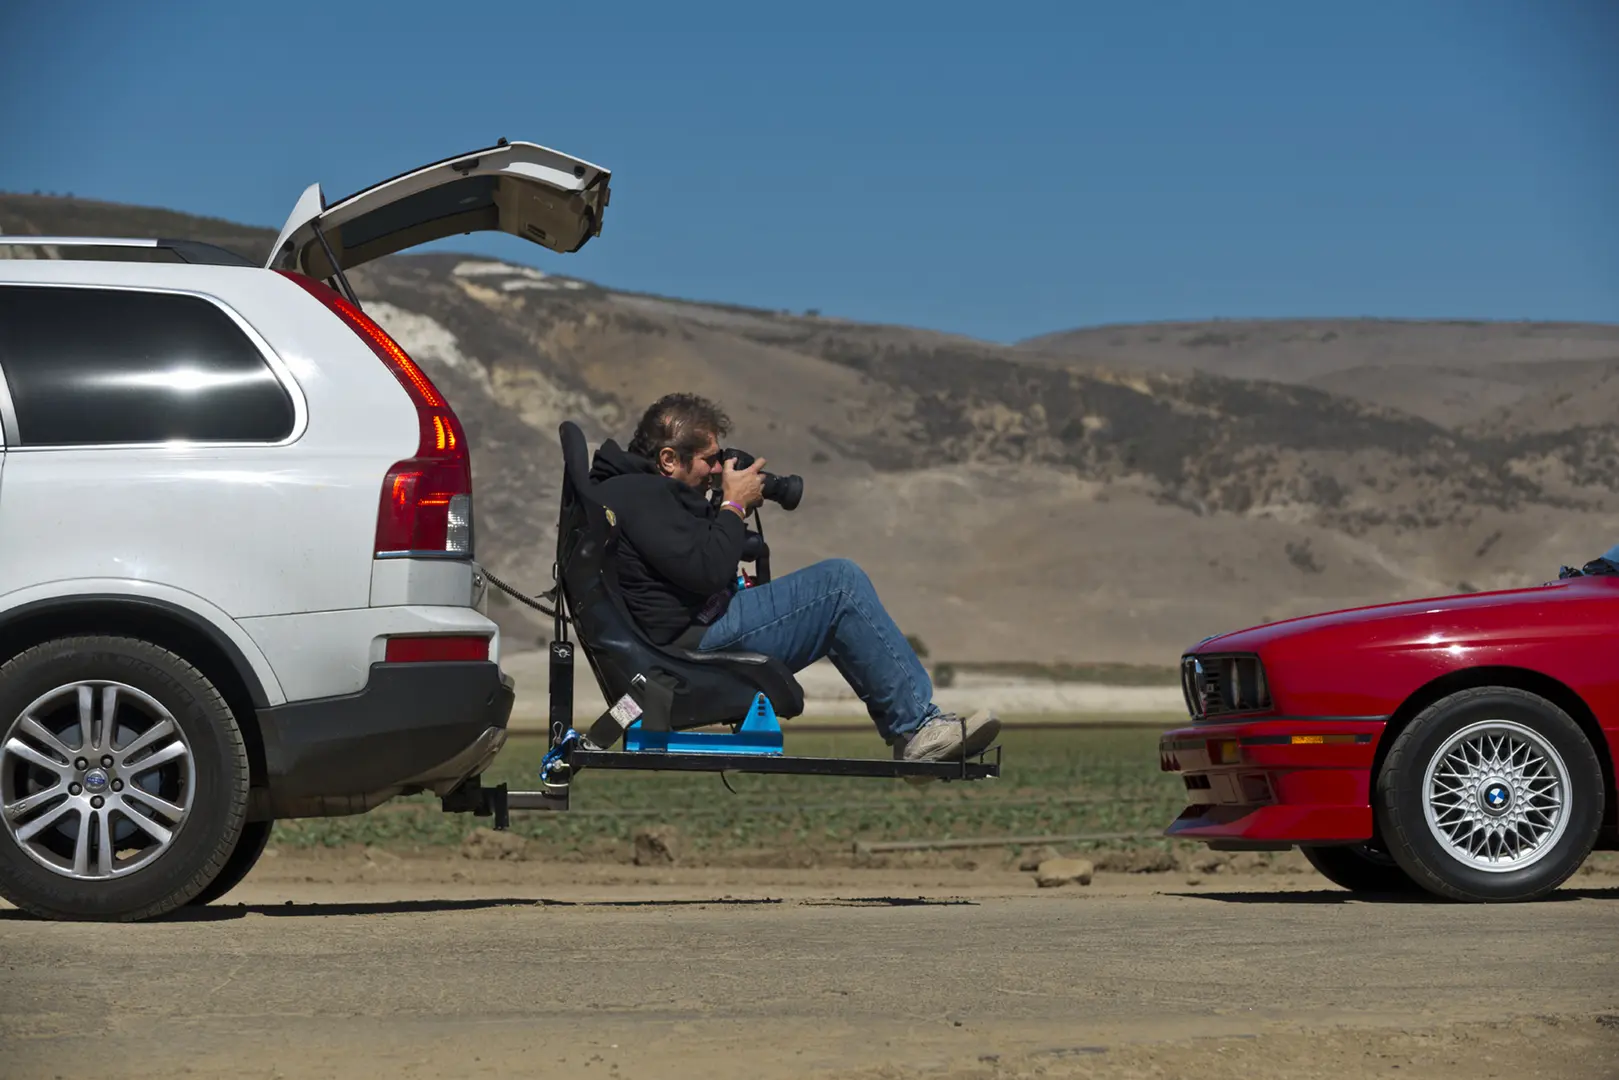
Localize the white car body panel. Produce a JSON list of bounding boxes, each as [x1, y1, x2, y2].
[[0, 576, 287, 704], [369, 558, 483, 609], [240, 605, 502, 702]]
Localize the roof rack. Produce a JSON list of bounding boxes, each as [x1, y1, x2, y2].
[[0, 236, 256, 267]]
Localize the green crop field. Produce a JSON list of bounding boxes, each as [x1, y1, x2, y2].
[[270, 725, 1191, 863]]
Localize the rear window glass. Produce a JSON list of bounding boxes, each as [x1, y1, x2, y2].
[[0, 284, 296, 446], [338, 174, 499, 251]]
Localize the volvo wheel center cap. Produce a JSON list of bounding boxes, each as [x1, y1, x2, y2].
[[1481, 781, 1511, 815], [83, 769, 109, 793]]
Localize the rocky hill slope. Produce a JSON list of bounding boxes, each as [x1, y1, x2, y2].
[[6, 193, 1619, 665]]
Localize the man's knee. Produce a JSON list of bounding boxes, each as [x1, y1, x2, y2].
[[815, 557, 870, 589]]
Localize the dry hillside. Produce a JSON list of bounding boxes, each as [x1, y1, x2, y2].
[[5, 193, 1619, 665]]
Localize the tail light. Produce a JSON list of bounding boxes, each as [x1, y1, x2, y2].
[[278, 272, 473, 558]]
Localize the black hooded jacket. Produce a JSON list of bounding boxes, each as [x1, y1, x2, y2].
[[587, 439, 747, 645]]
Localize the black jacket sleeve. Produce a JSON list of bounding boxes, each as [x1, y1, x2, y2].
[[615, 481, 747, 597]]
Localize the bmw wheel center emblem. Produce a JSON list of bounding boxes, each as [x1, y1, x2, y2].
[[1482, 781, 1511, 814]]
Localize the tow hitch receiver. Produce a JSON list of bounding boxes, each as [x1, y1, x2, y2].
[[440, 777, 567, 830]]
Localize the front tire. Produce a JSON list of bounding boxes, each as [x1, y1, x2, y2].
[[0, 636, 249, 921], [1300, 841, 1423, 893], [1376, 687, 1603, 902]]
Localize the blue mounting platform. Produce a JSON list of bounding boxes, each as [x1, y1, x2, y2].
[[623, 693, 785, 755]]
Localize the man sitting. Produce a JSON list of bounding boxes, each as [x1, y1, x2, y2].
[[587, 392, 1000, 764]]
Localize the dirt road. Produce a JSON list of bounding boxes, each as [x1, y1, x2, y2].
[[3, 854, 1618, 1079]]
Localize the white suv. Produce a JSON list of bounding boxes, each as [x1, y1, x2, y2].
[[0, 140, 611, 920]]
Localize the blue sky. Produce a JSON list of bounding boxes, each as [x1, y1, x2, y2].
[[2, 0, 1616, 343]]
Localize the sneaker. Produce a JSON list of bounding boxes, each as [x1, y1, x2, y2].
[[893, 709, 1001, 776]]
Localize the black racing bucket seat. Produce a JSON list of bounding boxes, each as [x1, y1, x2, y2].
[[553, 421, 805, 733]]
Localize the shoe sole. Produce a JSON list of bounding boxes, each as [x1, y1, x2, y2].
[[963, 717, 1001, 757]]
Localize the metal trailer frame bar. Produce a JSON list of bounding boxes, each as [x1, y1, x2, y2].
[[439, 559, 1000, 829]]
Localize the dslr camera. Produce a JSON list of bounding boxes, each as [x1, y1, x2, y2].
[[717, 447, 803, 511], [710, 448, 804, 587]]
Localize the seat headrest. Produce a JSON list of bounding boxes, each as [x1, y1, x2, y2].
[[558, 420, 594, 502]]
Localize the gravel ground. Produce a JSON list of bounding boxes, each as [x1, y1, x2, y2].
[[3, 850, 1616, 1079]]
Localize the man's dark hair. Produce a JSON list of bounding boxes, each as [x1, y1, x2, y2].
[[627, 393, 731, 465]]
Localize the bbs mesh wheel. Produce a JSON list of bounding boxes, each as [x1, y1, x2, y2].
[[1376, 687, 1603, 902]]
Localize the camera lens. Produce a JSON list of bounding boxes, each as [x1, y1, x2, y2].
[[762, 472, 803, 511]]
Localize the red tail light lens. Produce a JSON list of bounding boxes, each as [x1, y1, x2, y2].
[[278, 271, 473, 558], [378, 464, 473, 554], [384, 635, 490, 663]]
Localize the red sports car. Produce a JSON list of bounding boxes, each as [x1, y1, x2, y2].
[[1159, 568, 1618, 902]]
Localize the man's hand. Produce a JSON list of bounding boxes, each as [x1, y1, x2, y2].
[[721, 454, 766, 513]]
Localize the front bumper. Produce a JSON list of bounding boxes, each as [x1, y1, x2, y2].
[[1158, 717, 1385, 848], [255, 660, 514, 819]]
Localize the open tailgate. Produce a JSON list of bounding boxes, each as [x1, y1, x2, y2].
[[267, 140, 610, 278]]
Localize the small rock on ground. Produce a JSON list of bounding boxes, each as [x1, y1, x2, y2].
[[1017, 845, 1062, 872], [1034, 857, 1093, 888], [633, 826, 680, 866]]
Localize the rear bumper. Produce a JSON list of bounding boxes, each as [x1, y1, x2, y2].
[[1158, 717, 1385, 848], [255, 660, 514, 818]]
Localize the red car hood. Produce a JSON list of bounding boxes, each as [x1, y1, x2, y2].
[[1191, 576, 1618, 655]]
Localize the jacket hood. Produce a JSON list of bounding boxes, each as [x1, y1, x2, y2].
[[589, 440, 656, 484]]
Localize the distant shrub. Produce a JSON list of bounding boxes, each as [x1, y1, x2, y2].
[[1286, 540, 1324, 574]]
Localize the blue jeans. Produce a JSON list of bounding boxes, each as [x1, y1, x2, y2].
[[696, 558, 941, 744]]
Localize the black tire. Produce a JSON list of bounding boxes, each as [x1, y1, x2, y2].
[[1376, 686, 1604, 902], [0, 636, 250, 921], [187, 818, 273, 906], [1300, 841, 1423, 893]]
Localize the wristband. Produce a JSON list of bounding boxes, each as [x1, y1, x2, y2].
[[721, 500, 747, 518]]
